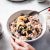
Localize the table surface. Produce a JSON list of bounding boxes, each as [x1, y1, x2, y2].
[[0, 0, 50, 50]]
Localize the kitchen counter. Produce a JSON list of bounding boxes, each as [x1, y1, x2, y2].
[[0, 0, 50, 50]]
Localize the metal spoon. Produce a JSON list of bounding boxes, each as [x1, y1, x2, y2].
[[28, 7, 50, 16], [20, 7, 50, 17]]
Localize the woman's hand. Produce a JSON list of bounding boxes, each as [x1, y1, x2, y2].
[[11, 36, 35, 50]]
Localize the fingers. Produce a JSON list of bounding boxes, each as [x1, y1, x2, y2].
[[11, 37, 19, 48], [15, 40, 29, 47], [11, 33, 29, 47], [11, 36, 36, 50], [12, 33, 17, 37], [28, 45, 36, 50], [11, 43, 16, 50], [11, 37, 25, 50], [15, 38, 36, 50], [12, 35, 29, 47], [12, 32, 19, 38], [11, 35, 16, 41], [11, 38, 15, 50], [11, 41, 27, 50], [11, 36, 29, 50]]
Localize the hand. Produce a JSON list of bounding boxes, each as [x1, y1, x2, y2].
[[11, 36, 36, 50]]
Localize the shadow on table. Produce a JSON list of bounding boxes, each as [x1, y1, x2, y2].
[[38, 1, 50, 6], [28, 29, 50, 50], [8, 0, 34, 4]]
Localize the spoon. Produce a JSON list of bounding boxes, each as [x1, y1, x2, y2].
[[20, 7, 50, 17], [28, 7, 50, 16]]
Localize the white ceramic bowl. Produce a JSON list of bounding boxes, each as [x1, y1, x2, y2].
[[7, 10, 46, 42], [9, 0, 25, 2]]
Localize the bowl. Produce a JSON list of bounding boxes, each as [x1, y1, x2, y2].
[[7, 10, 46, 42], [9, 0, 26, 2]]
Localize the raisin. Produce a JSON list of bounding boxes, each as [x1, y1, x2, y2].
[[35, 28, 39, 33], [14, 25, 16, 27], [27, 30, 32, 34], [18, 26, 24, 31], [24, 18, 29, 23], [21, 33, 26, 36], [9, 24, 12, 26], [17, 30, 21, 33], [24, 26, 27, 29], [27, 37, 32, 40]]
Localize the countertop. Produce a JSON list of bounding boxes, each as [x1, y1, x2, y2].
[[0, 0, 50, 50]]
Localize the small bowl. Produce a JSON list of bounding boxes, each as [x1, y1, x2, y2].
[[9, 0, 26, 2], [7, 10, 46, 42]]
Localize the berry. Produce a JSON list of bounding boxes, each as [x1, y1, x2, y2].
[[48, 8, 50, 11]]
